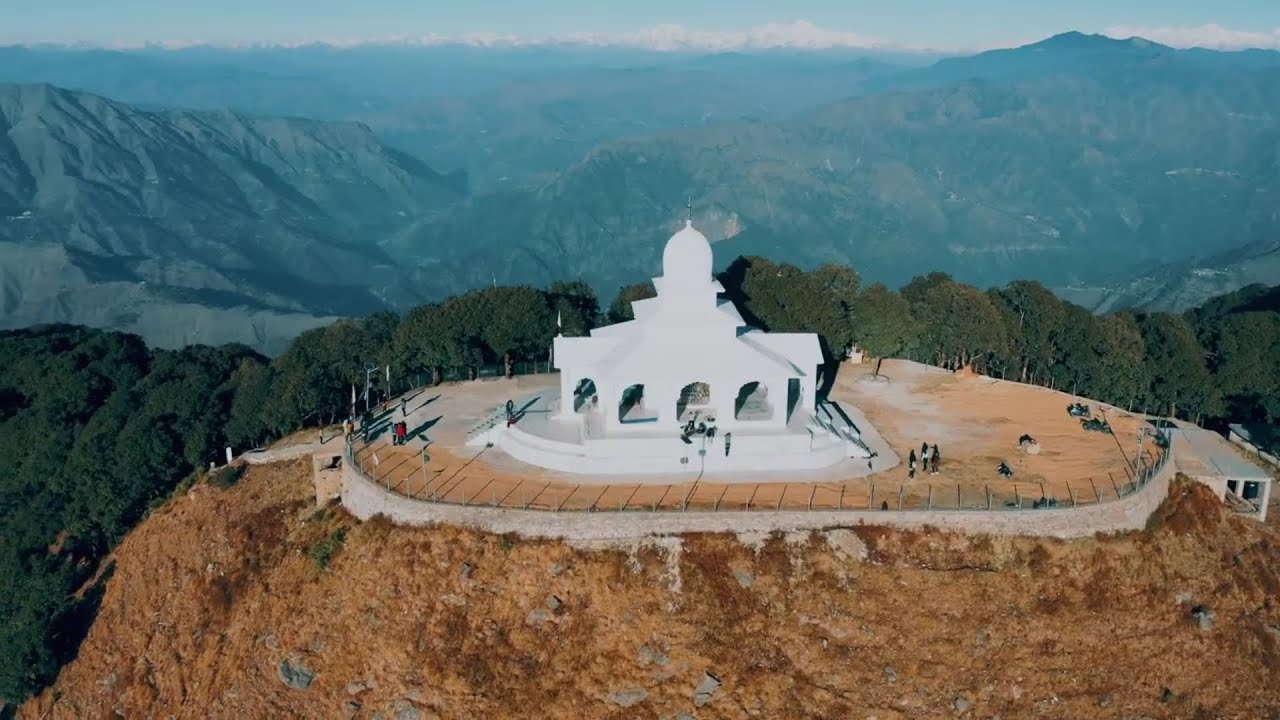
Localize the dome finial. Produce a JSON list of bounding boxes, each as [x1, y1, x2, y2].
[[685, 195, 692, 225]]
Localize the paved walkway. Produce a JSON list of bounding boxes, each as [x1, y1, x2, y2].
[[1174, 422, 1273, 480]]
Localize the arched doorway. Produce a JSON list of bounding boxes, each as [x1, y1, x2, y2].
[[619, 383, 656, 423], [573, 378, 597, 413], [787, 378, 801, 421], [735, 381, 773, 421], [676, 381, 712, 421]]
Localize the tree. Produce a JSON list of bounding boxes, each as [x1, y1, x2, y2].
[[1089, 312, 1148, 407], [719, 256, 851, 365], [849, 283, 914, 377], [907, 276, 1008, 372], [1211, 312, 1280, 422], [992, 280, 1067, 384], [607, 282, 656, 323], [224, 358, 274, 450], [473, 286, 556, 377], [548, 280, 601, 337], [1137, 312, 1219, 419]]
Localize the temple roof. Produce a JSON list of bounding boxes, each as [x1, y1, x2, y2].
[[660, 219, 713, 288]]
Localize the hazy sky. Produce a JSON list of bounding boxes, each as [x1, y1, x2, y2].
[[3, 0, 1279, 49]]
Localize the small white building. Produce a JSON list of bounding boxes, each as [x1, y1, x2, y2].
[[472, 221, 872, 476]]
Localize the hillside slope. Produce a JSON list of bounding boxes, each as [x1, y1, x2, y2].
[[21, 459, 1280, 719], [0, 83, 465, 352], [1056, 239, 1280, 314]]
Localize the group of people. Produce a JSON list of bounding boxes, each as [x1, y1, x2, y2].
[[907, 441, 942, 479], [391, 420, 410, 445]]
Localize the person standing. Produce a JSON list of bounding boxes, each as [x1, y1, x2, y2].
[[400, 397, 407, 417], [931, 444, 941, 474], [908, 449, 917, 479]]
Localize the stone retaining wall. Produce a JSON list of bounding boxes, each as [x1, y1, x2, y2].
[[340, 443, 1178, 541]]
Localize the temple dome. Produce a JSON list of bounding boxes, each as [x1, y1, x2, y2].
[[661, 220, 713, 287]]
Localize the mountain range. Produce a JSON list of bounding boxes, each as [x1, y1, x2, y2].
[[2, 33, 1279, 351], [397, 43, 1280, 295], [0, 83, 463, 353]]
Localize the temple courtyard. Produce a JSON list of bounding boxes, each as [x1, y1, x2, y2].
[[349, 358, 1172, 512]]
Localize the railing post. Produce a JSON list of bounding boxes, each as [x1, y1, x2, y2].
[[869, 481, 875, 510], [927, 484, 933, 510], [808, 486, 816, 511], [1014, 484, 1020, 509], [897, 485, 903, 511], [986, 485, 991, 510], [838, 484, 844, 511], [956, 484, 961, 510], [1090, 478, 1100, 503]]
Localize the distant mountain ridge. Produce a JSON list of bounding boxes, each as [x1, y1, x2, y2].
[[3, 34, 1280, 352], [392, 57, 1280, 298], [0, 83, 464, 352]]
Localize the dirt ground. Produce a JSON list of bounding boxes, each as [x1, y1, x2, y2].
[[22, 459, 1280, 719], [352, 361, 1158, 512], [836, 360, 1160, 506]]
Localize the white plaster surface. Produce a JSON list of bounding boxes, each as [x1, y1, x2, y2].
[[515, 221, 868, 475]]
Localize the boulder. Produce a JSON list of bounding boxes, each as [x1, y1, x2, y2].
[[637, 644, 670, 667], [608, 689, 648, 707], [277, 659, 315, 690], [393, 698, 422, 720], [693, 671, 721, 707], [1191, 605, 1215, 630]]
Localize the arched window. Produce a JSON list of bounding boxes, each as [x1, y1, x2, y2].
[[573, 378, 597, 413], [734, 381, 773, 421], [619, 383, 656, 423], [676, 381, 712, 421]]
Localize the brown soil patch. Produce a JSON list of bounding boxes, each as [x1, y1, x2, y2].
[[21, 464, 1280, 720]]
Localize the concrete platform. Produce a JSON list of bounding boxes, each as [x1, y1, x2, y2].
[[467, 389, 873, 479]]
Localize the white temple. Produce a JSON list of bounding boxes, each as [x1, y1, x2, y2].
[[472, 220, 872, 476]]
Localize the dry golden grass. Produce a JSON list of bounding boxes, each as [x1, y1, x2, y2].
[[22, 463, 1280, 720]]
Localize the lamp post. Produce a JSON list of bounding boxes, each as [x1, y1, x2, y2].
[[364, 363, 379, 413]]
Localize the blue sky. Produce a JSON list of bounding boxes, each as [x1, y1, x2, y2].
[[3, 0, 1279, 49]]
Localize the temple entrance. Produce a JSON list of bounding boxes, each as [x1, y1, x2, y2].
[[734, 381, 773, 421], [676, 381, 712, 421], [619, 383, 657, 423], [573, 378, 597, 413]]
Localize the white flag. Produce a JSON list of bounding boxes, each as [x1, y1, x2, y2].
[[557, 309, 562, 329]]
